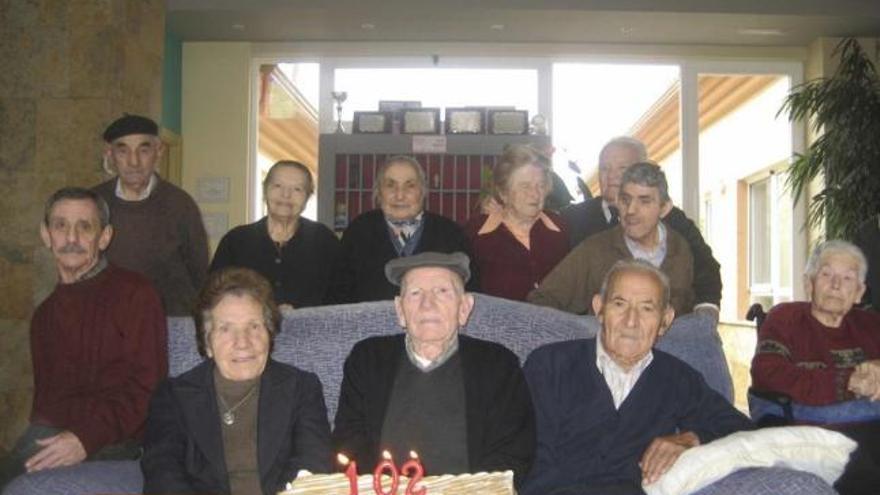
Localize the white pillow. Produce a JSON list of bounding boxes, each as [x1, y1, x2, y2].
[[643, 426, 857, 495]]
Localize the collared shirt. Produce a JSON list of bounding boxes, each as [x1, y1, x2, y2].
[[595, 334, 654, 409], [114, 174, 158, 201], [601, 199, 615, 223], [476, 211, 562, 237], [466, 210, 570, 301], [405, 333, 460, 372], [77, 256, 108, 282], [624, 222, 668, 268]]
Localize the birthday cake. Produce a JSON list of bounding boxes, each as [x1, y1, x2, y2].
[[281, 470, 515, 495]]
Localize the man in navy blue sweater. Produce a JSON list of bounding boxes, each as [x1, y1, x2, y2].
[[522, 259, 752, 495]]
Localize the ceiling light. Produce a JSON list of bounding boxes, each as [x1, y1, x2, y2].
[[231, 23, 245, 31], [490, 24, 505, 31], [620, 26, 633, 36], [361, 23, 376, 30], [737, 28, 786, 36]]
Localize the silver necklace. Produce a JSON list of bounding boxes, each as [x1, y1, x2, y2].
[[218, 385, 258, 426]]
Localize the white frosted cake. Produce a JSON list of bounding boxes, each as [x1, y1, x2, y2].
[[282, 470, 515, 495]]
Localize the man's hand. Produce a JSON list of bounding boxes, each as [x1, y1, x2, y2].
[[640, 431, 700, 485], [848, 360, 880, 400], [25, 431, 87, 472]]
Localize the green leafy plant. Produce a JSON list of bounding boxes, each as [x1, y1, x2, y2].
[[780, 38, 880, 240]]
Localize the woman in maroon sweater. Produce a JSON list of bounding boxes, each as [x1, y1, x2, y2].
[[465, 145, 569, 301]]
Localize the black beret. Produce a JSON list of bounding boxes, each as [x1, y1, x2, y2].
[[103, 114, 159, 142]]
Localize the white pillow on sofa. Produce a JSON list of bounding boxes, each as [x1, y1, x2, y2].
[[643, 426, 856, 495]]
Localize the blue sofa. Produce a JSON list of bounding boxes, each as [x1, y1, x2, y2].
[[4, 295, 834, 495]]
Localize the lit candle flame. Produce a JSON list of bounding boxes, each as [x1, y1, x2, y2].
[[338, 453, 350, 465], [382, 450, 392, 460], [409, 450, 419, 459]]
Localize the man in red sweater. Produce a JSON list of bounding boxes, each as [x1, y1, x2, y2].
[[0, 188, 168, 490]]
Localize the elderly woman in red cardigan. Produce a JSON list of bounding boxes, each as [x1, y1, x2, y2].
[[465, 145, 569, 301]]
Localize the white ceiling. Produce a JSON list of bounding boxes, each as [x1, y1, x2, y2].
[[167, 0, 880, 46]]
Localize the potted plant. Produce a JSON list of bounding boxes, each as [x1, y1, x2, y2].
[[780, 37, 880, 240]]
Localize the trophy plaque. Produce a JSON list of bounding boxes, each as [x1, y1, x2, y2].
[[401, 108, 441, 134], [353, 111, 392, 134], [488, 110, 529, 135], [379, 101, 421, 134], [445, 108, 485, 134]]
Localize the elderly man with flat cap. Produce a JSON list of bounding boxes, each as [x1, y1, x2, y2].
[[93, 114, 209, 315], [333, 252, 536, 487]]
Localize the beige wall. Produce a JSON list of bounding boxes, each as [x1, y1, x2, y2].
[[182, 42, 253, 250]]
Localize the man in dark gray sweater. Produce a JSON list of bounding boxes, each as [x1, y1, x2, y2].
[[93, 114, 209, 315], [332, 252, 536, 487]]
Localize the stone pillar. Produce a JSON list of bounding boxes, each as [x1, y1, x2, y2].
[[0, 0, 165, 451]]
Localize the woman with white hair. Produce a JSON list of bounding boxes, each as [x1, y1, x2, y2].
[[337, 155, 473, 302], [465, 144, 569, 301], [750, 240, 880, 495], [751, 239, 880, 405]]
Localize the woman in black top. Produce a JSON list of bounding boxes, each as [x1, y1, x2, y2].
[[337, 155, 475, 302], [211, 160, 343, 310]]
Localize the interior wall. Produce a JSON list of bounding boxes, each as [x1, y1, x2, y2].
[[182, 42, 253, 251], [0, 0, 165, 451], [162, 31, 183, 134]]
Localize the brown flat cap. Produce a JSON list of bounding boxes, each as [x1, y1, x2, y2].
[[385, 251, 471, 286]]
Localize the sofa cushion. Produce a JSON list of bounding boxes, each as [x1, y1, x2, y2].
[[690, 467, 837, 495], [2, 461, 142, 495], [645, 426, 855, 495], [168, 295, 733, 421]]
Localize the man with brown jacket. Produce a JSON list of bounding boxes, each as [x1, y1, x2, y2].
[[528, 162, 695, 316]]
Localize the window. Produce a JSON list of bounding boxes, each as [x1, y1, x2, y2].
[[552, 63, 680, 201], [255, 62, 321, 221], [748, 172, 793, 308]]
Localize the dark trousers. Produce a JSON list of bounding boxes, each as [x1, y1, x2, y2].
[[546, 481, 644, 495], [0, 424, 140, 492], [834, 420, 880, 495]]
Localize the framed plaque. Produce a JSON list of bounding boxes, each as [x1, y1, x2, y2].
[[445, 108, 485, 134], [488, 110, 529, 135], [402, 108, 441, 134], [379, 100, 421, 133], [353, 111, 392, 134]]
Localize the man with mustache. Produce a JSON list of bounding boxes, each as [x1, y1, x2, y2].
[[0, 188, 167, 490], [528, 162, 696, 317], [93, 114, 209, 315]]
